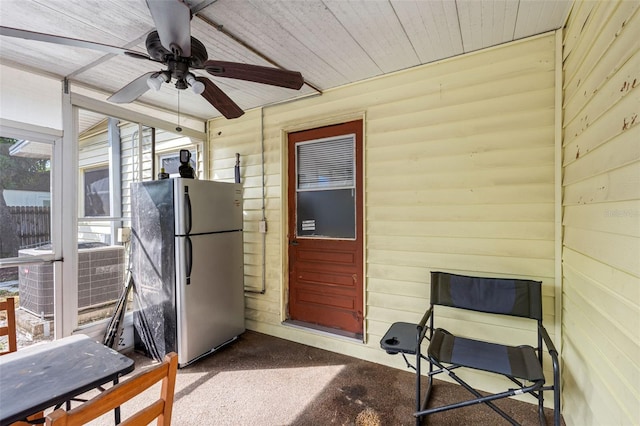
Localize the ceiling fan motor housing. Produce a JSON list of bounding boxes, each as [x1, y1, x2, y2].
[[146, 30, 208, 67], [146, 30, 210, 89], [146, 31, 171, 60]]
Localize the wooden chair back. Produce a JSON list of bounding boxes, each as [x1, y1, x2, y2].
[[1, 299, 45, 426], [45, 352, 178, 426], [0, 297, 18, 355]]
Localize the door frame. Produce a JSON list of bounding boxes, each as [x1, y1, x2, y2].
[[280, 113, 367, 341]]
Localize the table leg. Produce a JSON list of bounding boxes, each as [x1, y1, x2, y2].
[[113, 378, 121, 424]]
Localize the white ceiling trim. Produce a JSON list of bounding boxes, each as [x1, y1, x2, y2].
[[70, 92, 206, 140], [0, 118, 63, 142]]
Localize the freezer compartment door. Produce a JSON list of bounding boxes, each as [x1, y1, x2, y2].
[[174, 179, 243, 235], [175, 231, 245, 366]]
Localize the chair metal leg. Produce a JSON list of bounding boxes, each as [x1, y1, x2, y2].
[[552, 357, 561, 426], [538, 381, 546, 425], [415, 346, 421, 426], [415, 359, 546, 425], [538, 400, 546, 425]]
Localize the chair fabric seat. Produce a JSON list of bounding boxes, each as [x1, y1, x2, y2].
[[428, 328, 544, 382]]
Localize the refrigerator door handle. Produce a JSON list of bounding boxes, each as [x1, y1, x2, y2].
[[185, 235, 193, 285], [184, 190, 192, 235]]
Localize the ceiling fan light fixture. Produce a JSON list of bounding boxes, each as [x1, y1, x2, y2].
[[147, 72, 169, 91], [186, 73, 205, 95], [2, 1, 303, 120]]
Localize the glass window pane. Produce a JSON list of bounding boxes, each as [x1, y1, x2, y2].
[[297, 135, 355, 190], [295, 135, 356, 239], [160, 150, 196, 177], [297, 189, 355, 238], [84, 167, 110, 217]]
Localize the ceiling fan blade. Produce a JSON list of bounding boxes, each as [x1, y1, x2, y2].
[[146, 0, 191, 57], [0, 26, 150, 59], [108, 72, 157, 104], [197, 77, 244, 119], [203, 61, 304, 90]]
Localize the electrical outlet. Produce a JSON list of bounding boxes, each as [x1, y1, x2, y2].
[[117, 227, 131, 243], [259, 220, 267, 233]]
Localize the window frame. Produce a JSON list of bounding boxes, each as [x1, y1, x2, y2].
[[155, 141, 202, 179]]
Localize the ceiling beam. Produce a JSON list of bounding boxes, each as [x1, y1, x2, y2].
[[66, 32, 152, 79]]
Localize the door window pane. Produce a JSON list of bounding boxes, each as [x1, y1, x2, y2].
[[295, 135, 356, 239], [297, 189, 355, 238], [297, 135, 355, 190]]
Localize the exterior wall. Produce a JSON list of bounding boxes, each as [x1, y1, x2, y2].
[[561, 1, 640, 424], [0, 64, 62, 130], [118, 124, 205, 228], [118, 121, 153, 232], [208, 33, 559, 396], [77, 120, 112, 243], [77, 120, 194, 242]]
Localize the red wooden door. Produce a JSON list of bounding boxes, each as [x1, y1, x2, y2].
[[287, 120, 364, 336]]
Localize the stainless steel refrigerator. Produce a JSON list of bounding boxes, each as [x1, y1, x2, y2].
[[130, 178, 245, 367]]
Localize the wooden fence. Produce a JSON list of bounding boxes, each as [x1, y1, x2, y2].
[[8, 206, 51, 249]]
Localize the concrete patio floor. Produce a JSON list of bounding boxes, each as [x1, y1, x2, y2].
[[79, 330, 562, 425]]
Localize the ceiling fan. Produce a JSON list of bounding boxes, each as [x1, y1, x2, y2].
[[0, 0, 305, 119]]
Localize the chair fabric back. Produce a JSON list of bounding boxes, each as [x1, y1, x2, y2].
[[46, 352, 178, 426], [430, 272, 543, 320], [0, 297, 18, 355]]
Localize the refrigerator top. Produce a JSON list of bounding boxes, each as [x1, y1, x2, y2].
[[173, 178, 243, 235]]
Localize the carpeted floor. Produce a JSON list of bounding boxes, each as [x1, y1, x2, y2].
[[79, 330, 562, 425]]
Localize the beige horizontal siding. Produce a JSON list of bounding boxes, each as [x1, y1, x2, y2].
[[77, 118, 195, 242], [77, 120, 110, 242], [561, 0, 640, 424], [208, 33, 559, 398]]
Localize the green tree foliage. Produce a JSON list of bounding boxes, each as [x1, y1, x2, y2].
[[0, 137, 50, 191], [0, 137, 50, 258]]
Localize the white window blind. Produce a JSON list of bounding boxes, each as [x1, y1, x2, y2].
[[297, 135, 355, 190]]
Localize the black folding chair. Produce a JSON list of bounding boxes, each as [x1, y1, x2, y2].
[[380, 271, 560, 425]]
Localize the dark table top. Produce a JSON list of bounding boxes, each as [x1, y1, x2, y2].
[[0, 334, 134, 426]]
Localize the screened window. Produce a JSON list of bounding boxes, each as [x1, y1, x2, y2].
[[83, 166, 110, 217]]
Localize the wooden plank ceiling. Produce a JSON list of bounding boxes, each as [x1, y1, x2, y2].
[[0, 0, 572, 123]]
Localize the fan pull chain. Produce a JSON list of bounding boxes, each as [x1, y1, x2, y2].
[[176, 90, 182, 133]]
